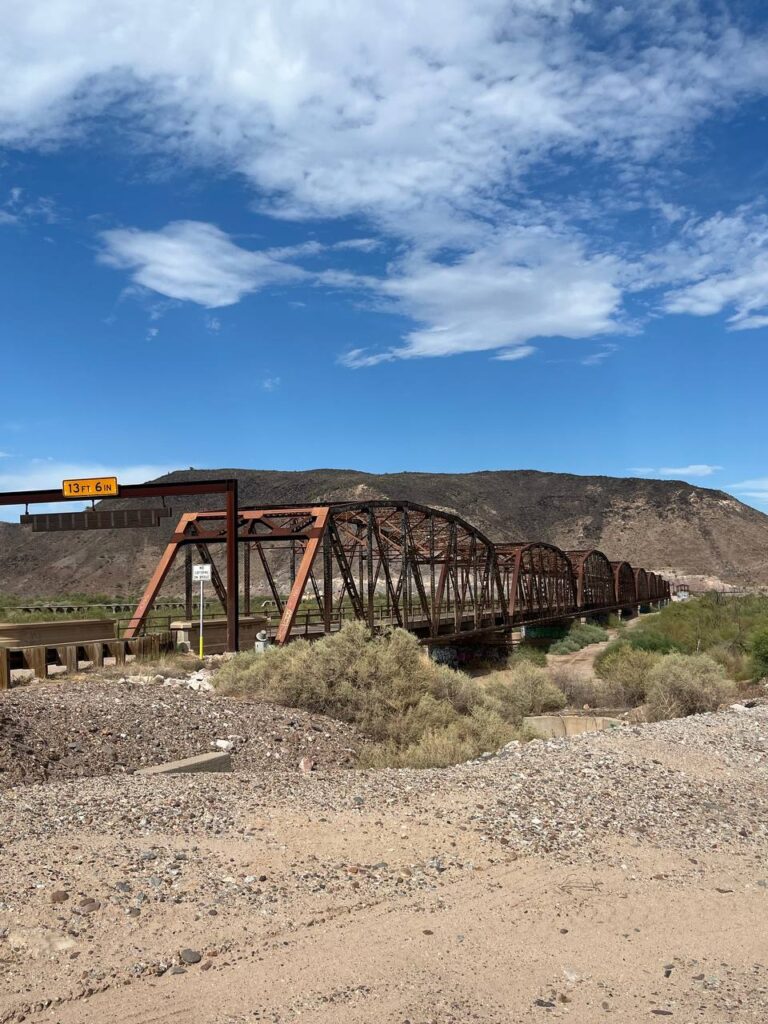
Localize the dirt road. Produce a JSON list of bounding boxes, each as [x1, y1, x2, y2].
[[1, 699, 767, 1023]]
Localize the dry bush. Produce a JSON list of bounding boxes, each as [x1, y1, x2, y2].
[[483, 661, 567, 723], [707, 642, 753, 682], [645, 653, 736, 721], [214, 623, 519, 768], [594, 642, 661, 706], [547, 665, 614, 708]]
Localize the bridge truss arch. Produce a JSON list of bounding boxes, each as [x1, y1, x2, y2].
[[566, 549, 615, 610], [496, 543, 577, 622], [634, 567, 650, 603], [611, 561, 636, 607]]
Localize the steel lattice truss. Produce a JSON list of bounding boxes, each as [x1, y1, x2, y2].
[[125, 501, 507, 644], [611, 561, 637, 606], [567, 549, 615, 610], [126, 500, 672, 645], [634, 567, 650, 603], [496, 543, 577, 622]]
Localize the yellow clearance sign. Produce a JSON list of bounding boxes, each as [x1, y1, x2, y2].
[[62, 477, 119, 498]]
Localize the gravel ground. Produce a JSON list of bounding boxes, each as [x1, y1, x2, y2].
[[0, 676, 361, 787], [1, 685, 767, 1023]]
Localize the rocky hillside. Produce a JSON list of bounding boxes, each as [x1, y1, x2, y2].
[[1, 468, 767, 595]]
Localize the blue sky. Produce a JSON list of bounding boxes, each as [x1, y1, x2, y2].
[[2, 0, 768, 518]]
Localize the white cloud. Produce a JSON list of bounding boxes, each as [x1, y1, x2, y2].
[[495, 346, 537, 362], [99, 221, 305, 307], [582, 343, 618, 366], [261, 376, 281, 391], [3, 2, 768, 358], [728, 477, 768, 503], [652, 206, 768, 330], [659, 464, 723, 477], [0, 187, 58, 226], [628, 464, 723, 478], [339, 233, 622, 364]]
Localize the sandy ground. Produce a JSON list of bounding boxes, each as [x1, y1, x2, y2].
[[1, 693, 767, 1023]]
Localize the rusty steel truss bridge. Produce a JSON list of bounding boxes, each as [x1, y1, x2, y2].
[[124, 498, 670, 649], [0, 480, 670, 652]]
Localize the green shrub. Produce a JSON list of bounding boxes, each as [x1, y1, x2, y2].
[[508, 644, 547, 667], [627, 630, 678, 654], [645, 654, 735, 721], [213, 623, 520, 767], [750, 628, 768, 679], [570, 622, 609, 645], [548, 622, 608, 656], [548, 638, 580, 655], [594, 641, 661, 706]]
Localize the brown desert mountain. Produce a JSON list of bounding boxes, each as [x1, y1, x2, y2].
[[0, 468, 766, 596]]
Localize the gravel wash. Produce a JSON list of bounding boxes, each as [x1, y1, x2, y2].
[[0, 678, 361, 787], [1, 700, 767, 1023]]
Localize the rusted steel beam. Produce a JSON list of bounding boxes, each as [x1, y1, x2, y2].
[[124, 512, 197, 638], [275, 508, 331, 645]]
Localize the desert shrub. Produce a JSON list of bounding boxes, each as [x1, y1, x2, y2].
[[359, 706, 514, 769], [645, 654, 735, 721], [594, 641, 661, 706], [750, 628, 768, 679], [547, 665, 614, 708], [707, 642, 753, 682], [213, 622, 520, 767], [483, 661, 566, 723]]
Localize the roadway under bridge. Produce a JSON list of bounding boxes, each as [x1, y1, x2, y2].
[[125, 500, 670, 648]]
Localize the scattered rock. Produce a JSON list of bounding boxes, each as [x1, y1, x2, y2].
[[180, 948, 202, 965]]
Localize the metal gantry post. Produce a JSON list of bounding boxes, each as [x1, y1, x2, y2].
[[225, 479, 239, 653], [184, 546, 193, 619]]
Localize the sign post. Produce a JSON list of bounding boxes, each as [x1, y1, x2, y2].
[[192, 563, 212, 657]]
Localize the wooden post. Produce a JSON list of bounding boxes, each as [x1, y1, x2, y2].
[[108, 640, 126, 665], [86, 642, 103, 667], [0, 647, 9, 690], [24, 645, 47, 680], [66, 645, 79, 674]]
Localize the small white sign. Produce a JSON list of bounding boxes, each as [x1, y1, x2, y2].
[[192, 563, 212, 583]]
